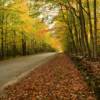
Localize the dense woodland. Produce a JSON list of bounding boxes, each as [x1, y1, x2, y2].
[[47, 0, 100, 59], [0, 0, 57, 59], [0, 0, 100, 59]]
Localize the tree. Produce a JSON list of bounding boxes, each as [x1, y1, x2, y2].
[[94, 0, 97, 58]]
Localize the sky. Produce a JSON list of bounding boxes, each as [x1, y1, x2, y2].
[[38, 3, 59, 29]]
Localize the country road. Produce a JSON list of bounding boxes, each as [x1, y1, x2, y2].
[[0, 53, 56, 91], [0, 53, 96, 100]]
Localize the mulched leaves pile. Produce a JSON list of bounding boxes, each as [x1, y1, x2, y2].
[[0, 54, 96, 100]]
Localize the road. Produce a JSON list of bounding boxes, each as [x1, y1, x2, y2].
[[0, 53, 56, 91]]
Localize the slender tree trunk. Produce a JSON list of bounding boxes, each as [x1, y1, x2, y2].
[[86, 0, 94, 58], [78, 0, 91, 57], [22, 32, 26, 56], [67, 20, 77, 54], [79, 7, 87, 56], [13, 30, 17, 57], [71, 11, 81, 54], [1, 12, 4, 59], [5, 14, 9, 57], [65, 1, 83, 55], [94, 0, 97, 58]]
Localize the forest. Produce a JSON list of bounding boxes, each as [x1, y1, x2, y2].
[[0, 0, 100, 60], [0, 0, 59, 59], [0, 0, 100, 99]]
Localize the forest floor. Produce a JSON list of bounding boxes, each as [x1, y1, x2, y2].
[[0, 53, 98, 100]]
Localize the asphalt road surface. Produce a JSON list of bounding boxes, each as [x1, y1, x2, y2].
[[0, 53, 56, 92]]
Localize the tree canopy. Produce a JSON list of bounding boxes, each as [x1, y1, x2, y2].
[[0, 0, 99, 59]]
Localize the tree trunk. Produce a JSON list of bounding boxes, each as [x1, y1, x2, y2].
[[94, 0, 97, 58], [13, 30, 17, 57], [86, 0, 94, 58], [67, 20, 77, 54], [78, 0, 91, 57], [1, 12, 4, 59], [22, 32, 26, 56]]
